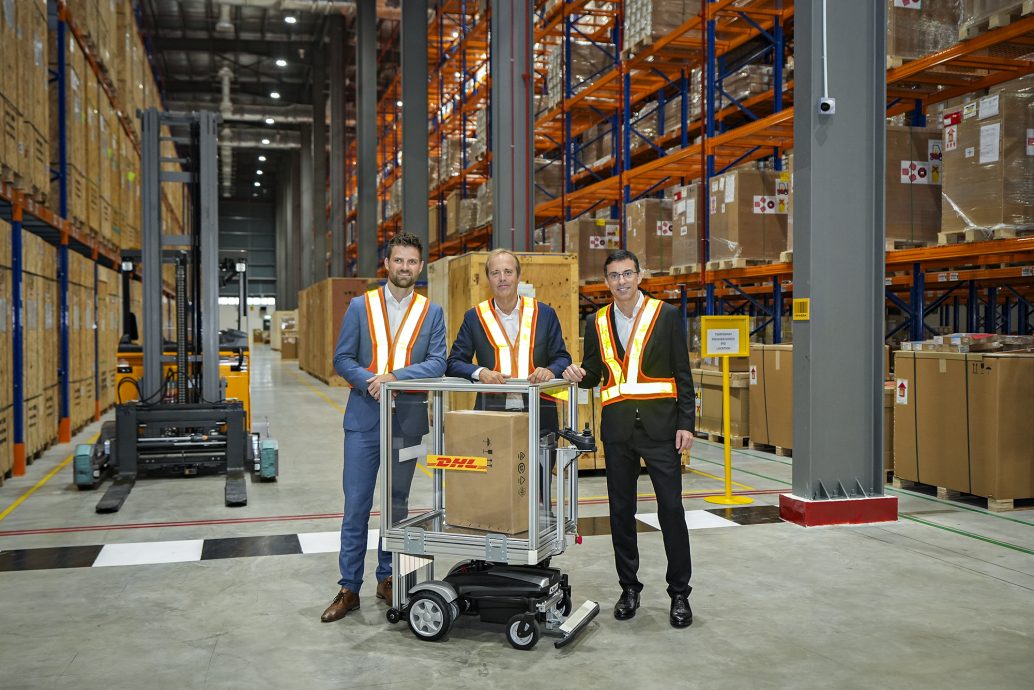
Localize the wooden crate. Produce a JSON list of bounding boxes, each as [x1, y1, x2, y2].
[[0, 405, 12, 481], [298, 277, 373, 384], [0, 267, 11, 410]]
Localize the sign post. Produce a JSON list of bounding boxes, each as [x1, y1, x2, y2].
[[700, 315, 753, 506]]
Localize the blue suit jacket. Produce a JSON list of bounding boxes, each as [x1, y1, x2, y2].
[[333, 288, 447, 436]]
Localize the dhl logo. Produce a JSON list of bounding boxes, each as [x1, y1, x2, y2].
[[426, 455, 489, 472]]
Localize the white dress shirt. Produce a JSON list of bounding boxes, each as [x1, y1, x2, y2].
[[383, 286, 414, 339], [613, 291, 645, 350], [473, 299, 525, 410]]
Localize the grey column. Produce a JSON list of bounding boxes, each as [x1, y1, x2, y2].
[[792, 0, 886, 499], [329, 14, 347, 277], [140, 109, 162, 398], [198, 112, 220, 402], [290, 152, 303, 308], [356, 0, 378, 276], [312, 40, 328, 282], [490, 0, 533, 251], [275, 173, 288, 306], [299, 123, 314, 290], [402, 0, 429, 259]]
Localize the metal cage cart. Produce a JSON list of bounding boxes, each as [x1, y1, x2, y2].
[[379, 378, 600, 650]]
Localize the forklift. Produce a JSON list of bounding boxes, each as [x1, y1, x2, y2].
[[74, 110, 278, 512]]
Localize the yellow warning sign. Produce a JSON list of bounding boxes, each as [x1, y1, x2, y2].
[[426, 455, 489, 472], [793, 298, 810, 321], [700, 315, 750, 358]]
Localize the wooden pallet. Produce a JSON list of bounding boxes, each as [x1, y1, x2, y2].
[[748, 441, 791, 457], [937, 229, 995, 245], [993, 227, 1034, 240], [779, 250, 793, 263], [986, 497, 1034, 513], [959, 1, 1034, 39], [886, 239, 932, 252], [892, 476, 1034, 512], [705, 258, 768, 271], [303, 369, 350, 388], [702, 431, 749, 448], [668, 263, 700, 276]]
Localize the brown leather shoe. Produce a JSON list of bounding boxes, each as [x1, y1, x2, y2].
[[320, 589, 360, 623], [376, 576, 393, 604]]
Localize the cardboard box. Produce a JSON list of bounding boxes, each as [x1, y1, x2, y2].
[[883, 382, 895, 474], [748, 345, 769, 445], [566, 216, 619, 282], [968, 352, 1034, 501], [692, 369, 750, 438], [625, 198, 673, 274], [444, 410, 531, 535], [886, 125, 943, 243], [708, 168, 789, 262], [886, 0, 961, 61], [445, 190, 460, 238], [940, 85, 1034, 235], [280, 335, 298, 360], [671, 183, 701, 269], [764, 344, 794, 449]]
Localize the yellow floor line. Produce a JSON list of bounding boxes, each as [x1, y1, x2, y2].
[[685, 466, 756, 491], [0, 433, 100, 522]]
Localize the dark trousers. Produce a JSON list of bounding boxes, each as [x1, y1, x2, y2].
[[603, 422, 692, 597]]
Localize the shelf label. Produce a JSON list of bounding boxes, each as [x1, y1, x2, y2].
[[793, 298, 810, 322]]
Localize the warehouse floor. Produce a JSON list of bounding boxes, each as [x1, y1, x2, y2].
[[0, 348, 1032, 690]]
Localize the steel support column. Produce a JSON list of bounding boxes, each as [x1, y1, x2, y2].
[[788, 0, 891, 517], [356, 0, 378, 276], [401, 0, 429, 261], [312, 39, 328, 282], [328, 14, 347, 277], [299, 123, 314, 290], [140, 109, 163, 400], [491, 0, 534, 251], [198, 112, 221, 402]]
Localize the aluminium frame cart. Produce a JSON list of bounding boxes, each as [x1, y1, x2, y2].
[[74, 109, 277, 512], [380, 378, 600, 650]]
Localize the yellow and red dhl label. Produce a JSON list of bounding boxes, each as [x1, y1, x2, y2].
[[426, 455, 489, 472]]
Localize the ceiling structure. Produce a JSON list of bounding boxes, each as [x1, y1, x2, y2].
[[136, 0, 402, 200]]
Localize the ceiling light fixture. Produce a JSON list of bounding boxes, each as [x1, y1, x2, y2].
[[396, 100, 403, 107], [270, 91, 281, 99], [265, 117, 275, 125], [258, 155, 267, 162], [254, 181, 261, 187], [284, 16, 297, 25], [256, 170, 264, 175], [275, 58, 287, 68], [261, 138, 270, 145]]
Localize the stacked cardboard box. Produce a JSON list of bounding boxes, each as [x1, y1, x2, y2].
[[298, 277, 372, 385], [940, 82, 1034, 237], [624, 0, 702, 55], [886, 0, 961, 63], [69, 252, 95, 429], [707, 167, 789, 263], [886, 125, 944, 243], [96, 265, 120, 411], [748, 344, 793, 451], [625, 198, 673, 274], [270, 310, 298, 351], [564, 216, 620, 282], [671, 183, 701, 270], [21, 232, 58, 457], [543, 40, 614, 110], [1, 1, 50, 200], [894, 349, 1034, 506], [476, 182, 493, 227], [692, 369, 750, 439], [0, 220, 11, 477]]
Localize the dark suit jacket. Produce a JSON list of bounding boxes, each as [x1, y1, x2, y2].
[[578, 299, 694, 443], [446, 300, 572, 431]]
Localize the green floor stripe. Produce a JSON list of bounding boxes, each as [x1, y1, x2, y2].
[[899, 514, 1034, 556]]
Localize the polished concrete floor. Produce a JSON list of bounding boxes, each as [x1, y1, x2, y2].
[[0, 347, 1032, 690]]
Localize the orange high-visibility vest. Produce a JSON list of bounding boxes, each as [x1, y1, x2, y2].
[[475, 297, 538, 378], [596, 298, 675, 406], [365, 288, 430, 374]]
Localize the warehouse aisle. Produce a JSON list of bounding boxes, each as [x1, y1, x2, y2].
[[0, 347, 1032, 690]]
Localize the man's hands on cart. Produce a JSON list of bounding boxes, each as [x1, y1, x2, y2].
[[366, 373, 397, 401], [561, 364, 585, 383]]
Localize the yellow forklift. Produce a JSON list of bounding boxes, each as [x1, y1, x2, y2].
[[75, 110, 277, 511]]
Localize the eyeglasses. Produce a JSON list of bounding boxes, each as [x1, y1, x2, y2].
[[606, 269, 639, 282]]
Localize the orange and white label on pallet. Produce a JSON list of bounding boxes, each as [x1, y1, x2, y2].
[[426, 455, 489, 472]]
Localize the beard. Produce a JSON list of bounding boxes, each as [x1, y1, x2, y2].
[[389, 272, 416, 289]]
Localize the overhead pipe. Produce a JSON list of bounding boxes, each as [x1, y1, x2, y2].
[[219, 67, 234, 197]]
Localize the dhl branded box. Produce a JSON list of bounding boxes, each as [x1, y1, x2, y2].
[[443, 410, 530, 535]]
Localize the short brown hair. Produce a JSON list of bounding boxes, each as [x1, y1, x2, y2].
[[484, 248, 521, 278], [386, 232, 423, 259]]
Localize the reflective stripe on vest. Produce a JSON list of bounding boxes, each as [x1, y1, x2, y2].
[[475, 296, 538, 379], [365, 288, 430, 375], [596, 298, 676, 405]]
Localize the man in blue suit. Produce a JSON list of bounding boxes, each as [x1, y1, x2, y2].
[[445, 248, 572, 433], [321, 232, 447, 623]]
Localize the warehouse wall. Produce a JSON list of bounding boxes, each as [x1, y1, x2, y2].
[[219, 200, 276, 299]]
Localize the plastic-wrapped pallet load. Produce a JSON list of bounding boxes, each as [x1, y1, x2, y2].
[[721, 65, 773, 105], [671, 183, 700, 271], [624, 0, 702, 55], [707, 166, 789, 265], [940, 80, 1034, 240], [625, 198, 673, 274], [544, 40, 614, 110], [886, 0, 962, 63], [534, 157, 563, 208], [476, 182, 493, 227], [886, 125, 944, 244], [459, 198, 479, 235], [959, 0, 1031, 38], [533, 223, 564, 253]]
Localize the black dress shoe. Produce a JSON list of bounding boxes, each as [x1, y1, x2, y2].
[[669, 593, 693, 628], [613, 587, 640, 620]]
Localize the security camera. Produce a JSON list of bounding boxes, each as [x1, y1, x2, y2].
[[817, 97, 836, 116]]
